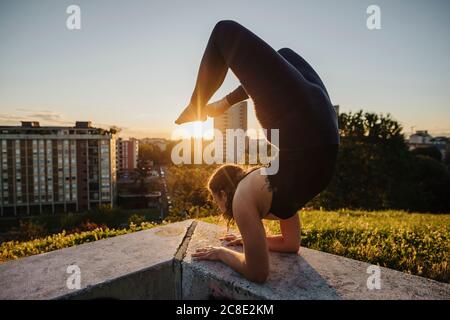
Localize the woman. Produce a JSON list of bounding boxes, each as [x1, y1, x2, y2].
[[175, 20, 339, 283]]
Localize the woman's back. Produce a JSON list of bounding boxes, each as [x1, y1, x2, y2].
[[234, 167, 273, 219]]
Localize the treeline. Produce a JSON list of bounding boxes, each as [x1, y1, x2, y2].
[[311, 110, 450, 212]]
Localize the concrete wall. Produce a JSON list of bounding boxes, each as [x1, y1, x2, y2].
[[0, 220, 449, 300]]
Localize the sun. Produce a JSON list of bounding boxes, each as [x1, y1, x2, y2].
[[172, 120, 214, 140]]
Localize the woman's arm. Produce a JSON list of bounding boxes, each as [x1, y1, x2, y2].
[[205, 85, 249, 118], [266, 213, 301, 253], [222, 213, 301, 253], [222, 189, 269, 283], [266, 236, 299, 253], [191, 193, 269, 283]]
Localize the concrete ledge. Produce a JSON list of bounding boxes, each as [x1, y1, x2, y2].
[[0, 220, 449, 300], [183, 221, 450, 300], [0, 220, 193, 299]]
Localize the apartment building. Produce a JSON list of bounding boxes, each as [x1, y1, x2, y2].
[[0, 121, 117, 216], [213, 101, 248, 163], [116, 137, 139, 171]]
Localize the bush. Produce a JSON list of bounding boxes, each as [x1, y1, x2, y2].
[[0, 221, 159, 263], [1, 220, 47, 242], [0, 206, 162, 243], [411, 146, 443, 162], [166, 164, 218, 216], [128, 214, 146, 225]]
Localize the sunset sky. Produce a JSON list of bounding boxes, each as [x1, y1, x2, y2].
[[1, 0, 449, 139]]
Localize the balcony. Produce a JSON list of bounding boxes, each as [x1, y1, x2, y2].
[[0, 220, 448, 300]]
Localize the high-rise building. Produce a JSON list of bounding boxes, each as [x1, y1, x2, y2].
[[333, 105, 340, 116], [213, 101, 248, 163], [0, 121, 117, 216], [116, 138, 139, 171]]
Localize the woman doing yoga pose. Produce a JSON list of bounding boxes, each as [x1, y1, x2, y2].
[[175, 20, 339, 283]]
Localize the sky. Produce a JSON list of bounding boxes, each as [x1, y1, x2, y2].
[[0, 0, 449, 139]]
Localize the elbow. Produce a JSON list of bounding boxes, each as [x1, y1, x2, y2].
[[246, 269, 269, 284], [283, 239, 300, 253], [286, 243, 300, 253]]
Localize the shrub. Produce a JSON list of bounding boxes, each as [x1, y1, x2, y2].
[[1, 220, 47, 242], [0, 221, 159, 263]]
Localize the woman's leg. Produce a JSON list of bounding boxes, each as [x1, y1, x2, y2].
[[277, 48, 330, 100], [175, 20, 310, 125], [218, 47, 330, 111]]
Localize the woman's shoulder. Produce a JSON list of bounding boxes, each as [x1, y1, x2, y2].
[[235, 166, 272, 216], [240, 166, 265, 185]]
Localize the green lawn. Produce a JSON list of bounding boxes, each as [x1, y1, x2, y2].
[[200, 209, 450, 283]]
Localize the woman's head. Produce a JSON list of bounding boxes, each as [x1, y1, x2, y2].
[[207, 164, 246, 223]]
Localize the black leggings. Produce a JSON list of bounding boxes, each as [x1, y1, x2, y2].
[[189, 20, 339, 219]]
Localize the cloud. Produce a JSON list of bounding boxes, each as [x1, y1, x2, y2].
[[0, 109, 171, 138], [0, 114, 24, 123], [27, 112, 65, 123], [0, 109, 72, 126]]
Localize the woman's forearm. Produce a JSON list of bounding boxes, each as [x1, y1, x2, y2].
[[218, 247, 267, 283], [266, 235, 299, 253], [218, 247, 248, 276]]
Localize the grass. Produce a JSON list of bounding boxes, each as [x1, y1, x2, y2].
[[1, 209, 448, 283], [199, 209, 450, 283]]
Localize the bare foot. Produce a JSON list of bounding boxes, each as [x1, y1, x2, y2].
[[175, 103, 207, 125], [205, 98, 231, 118]]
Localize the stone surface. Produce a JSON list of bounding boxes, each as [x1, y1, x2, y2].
[[0, 219, 449, 300], [182, 221, 450, 300], [0, 220, 193, 300]]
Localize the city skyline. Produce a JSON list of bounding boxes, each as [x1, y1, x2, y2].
[[1, 0, 449, 139]]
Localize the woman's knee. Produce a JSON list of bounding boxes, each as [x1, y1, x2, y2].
[[277, 48, 296, 59], [213, 20, 244, 36], [277, 47, 293, 55]]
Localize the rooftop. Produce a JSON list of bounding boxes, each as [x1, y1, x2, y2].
[[0, 121, 113, 136]]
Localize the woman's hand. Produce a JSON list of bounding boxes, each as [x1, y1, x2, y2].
[[220, 233, 243, 246], [205, 97, 231, 117], [191, 246, 223, 261]]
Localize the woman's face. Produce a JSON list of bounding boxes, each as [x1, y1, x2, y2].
[[212, 191, 227, 213]]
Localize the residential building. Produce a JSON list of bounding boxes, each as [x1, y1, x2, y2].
[[214, 101, 248, 163], [333, 105, 340, 117], [409, 130, 433, 145], [0, 121, 117, 216], [408, 130, 450, 161], [116, 138, 139, 171]]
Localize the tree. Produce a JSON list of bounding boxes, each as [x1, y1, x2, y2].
[[411, 146, 442, 162], [312, 110, 450, 213], [109, 125, 121, 135]]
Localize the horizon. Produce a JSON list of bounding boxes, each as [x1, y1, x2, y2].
[[1, 0, 449, 139]]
